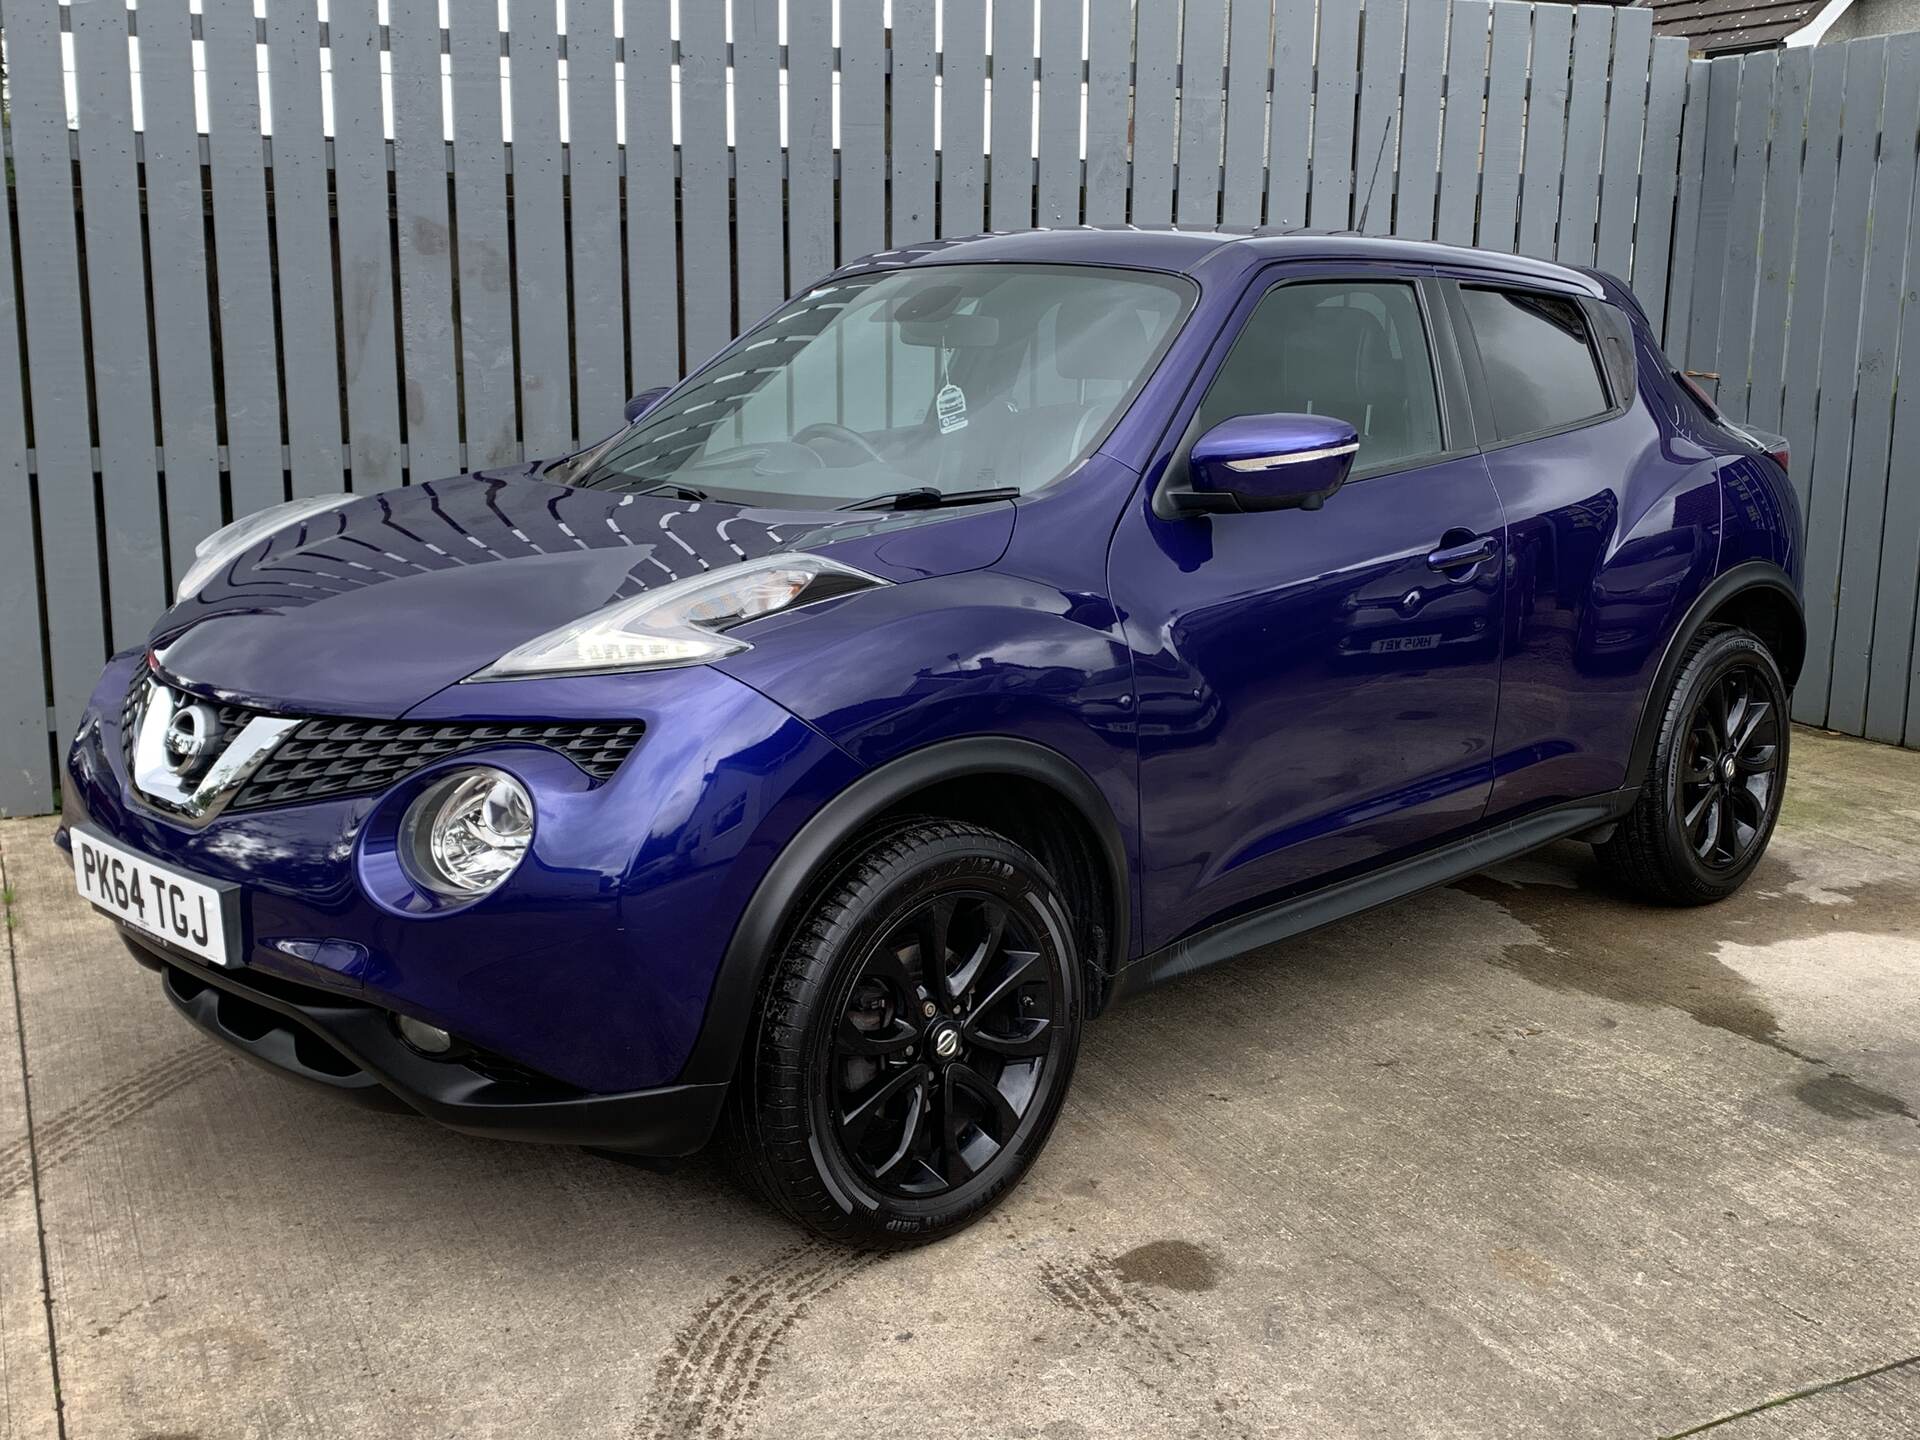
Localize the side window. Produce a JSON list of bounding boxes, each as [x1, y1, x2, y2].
[[1459, 287, 1612, 439], [1192, 280, 1444, 472]]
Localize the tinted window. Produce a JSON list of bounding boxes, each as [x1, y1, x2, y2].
[[1460, 287, 1611, 439], [1193, 280, 1444, 472]]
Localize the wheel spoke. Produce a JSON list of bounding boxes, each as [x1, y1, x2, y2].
[[968, 948, 1047, 1023], [943, 899, 1006, 1004], [1682, 752, 1715, 785], [1713, 792, 1735, 863], [1730, 699, 1771, 757], [1737, 743, 1779, 776], [913, 895, 956, 991], [868, 1080, 930, 1179], [949, 1062, 1023, 1140], [1728, 777, 1768, 829], [1683, 787, 1717, 830], [966, 1015, 1052, 1057], [1693, 791, 1721, 858], [840, 1063, 929, 1150], [837, 1009, 921, 1057]]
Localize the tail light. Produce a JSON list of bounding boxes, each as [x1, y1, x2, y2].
[[1764, 440, 1790, 474]]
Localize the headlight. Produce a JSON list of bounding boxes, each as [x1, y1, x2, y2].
[[399, 768, 534, 898], [466, 552, 885, 681], [175, 494, 356, 601]]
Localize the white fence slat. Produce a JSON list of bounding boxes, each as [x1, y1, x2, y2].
[[626, 0, 685, 376], [1595, 5, 1651, 279], [390, 0, 460, 483], [1355, 0, 1405, 234], [203, 0, 289, 515], [1745, 46, 1810, 438], [567, 0, 626, 437], [1798, 41, 1886, 725], [1038, 0, 1086, 226], [942, 0, 992, 234], [448, 0, 519, 465], [1132, 0, 1179, 225], [1311, 0, 1361, 228], [1714, 54, 1776, 422], [842, 0, 889, 257], [509, 0, 573, 457], [133, 0, 222, 576], [1555, 5, 1611, 266], [989, 0, 1038, 229], [892, 0, 940, 241], [1830, 36, 1920, 735], [1516, 5, 1570, 259], [72, 0, 164, 648], [1436, 1, 1491, 247], [330, 0, 404, 495], [1479, 2, 1530, 252], [1222, 0, 1273, 227], [1267, 0, 1314, 227], [1633, 36, 1688, 337], [1177, 0, 1228, 226], [1395, 0, 1447, 240], [266, 0, 345, 499]]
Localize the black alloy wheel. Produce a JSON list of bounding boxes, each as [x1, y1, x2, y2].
[[1676, 663, 1781, 871]]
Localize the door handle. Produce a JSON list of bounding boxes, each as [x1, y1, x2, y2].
[[1426, 534, 1497, 573]]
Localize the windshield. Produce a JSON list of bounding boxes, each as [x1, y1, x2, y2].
[[574, 264, 1193, 507]]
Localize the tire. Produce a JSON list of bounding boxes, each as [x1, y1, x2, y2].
[[729, 818, 1084, 1245], [1597, 623, 1790, 905]]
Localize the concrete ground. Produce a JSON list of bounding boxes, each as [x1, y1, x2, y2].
[[1, 728, 1917, 1440]]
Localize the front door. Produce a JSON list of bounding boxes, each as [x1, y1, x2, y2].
[[1109, 270, 1507, 951]]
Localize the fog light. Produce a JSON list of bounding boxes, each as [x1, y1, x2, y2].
[[399, 766, 534, 898], [396, 1014, 453, 1055]]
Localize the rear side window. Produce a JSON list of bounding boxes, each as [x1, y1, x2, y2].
[[1459, 287, 1611, 440]]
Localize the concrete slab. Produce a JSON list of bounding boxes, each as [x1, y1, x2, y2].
[[0, 726, 1916, 1439]]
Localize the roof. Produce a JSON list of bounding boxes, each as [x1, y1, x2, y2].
[[835, 226, 1603, 296], [1645, 0, 1824, 54]]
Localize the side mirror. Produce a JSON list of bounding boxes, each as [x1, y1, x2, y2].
[[1166, 413, 1360, 515], [624, 385, 671, 424]]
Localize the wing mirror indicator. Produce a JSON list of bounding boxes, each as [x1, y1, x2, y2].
[[1165, 413, 1360, 515]]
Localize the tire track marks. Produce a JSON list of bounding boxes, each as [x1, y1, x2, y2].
[[642, 1240, 881, 1440], [1037, 1251, 1182, 1364], [0, 1043, 230, 1200]]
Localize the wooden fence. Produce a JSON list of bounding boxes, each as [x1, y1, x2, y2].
[[0, 0, 1906, 816]]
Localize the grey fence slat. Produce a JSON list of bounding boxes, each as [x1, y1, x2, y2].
[[990, 0, 1038, 229], [448, 0, 518, 465], [565, 0, 625, 436], [1745, 47, 1811, 438], [72, 0, 164, 648], [1830, 36, 1920, 735], [330, 0, 404, 494], [1177, 0, 1228, 226], [1780, 46, 1848, 526], [1683, 56, 1742, 388], [1478, 3, 1531, 252], [1555, 6, 1611, 266], [626, 0, 684, 380], [841, 0, 888, 257], [1633, 37, 1689, 336], [784, 0, 834, 285], [202, 0, 288, 515], [1132, 0, 1179, 225], [1355, 0, 1405, 235], [1222, 0, 1274, 227], [390, 2, 459, 481], [1395, 0, 1447, 240], [1869, 167, 1920, 743], [1516, 5, 1571, 259], [891, 0, 939, 242], [942, 0, 992, 234], [677, 0, 733, 362], [1436, 1, 1491, 247], [1311, 0, 1361, 228], [1595, 5, 1651, 279], [508, 0, 572, 456], [132, 0, 222, 577], [1664, 61, 1713, 363], [1037, 0, 1085, 226], [734, 0, 787, 324], [265, 0, 345, 498], [1267, 0, 1316, 227], [1799, 40, 1887, 726], [1713, 54, 1776, 423]]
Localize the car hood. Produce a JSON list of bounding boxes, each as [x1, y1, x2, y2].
[[151, 470, 1015, 718]]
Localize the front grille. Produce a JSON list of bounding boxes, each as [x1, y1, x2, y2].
[[227, 717, 645, 811], [119, 672, 252, 780]]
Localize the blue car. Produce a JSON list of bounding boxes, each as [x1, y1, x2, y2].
[[59, 230, 1802, 1244]]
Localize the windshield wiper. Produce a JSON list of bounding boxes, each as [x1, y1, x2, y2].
[[838, 486, 1020, 512], [625, 480, 712, 503]]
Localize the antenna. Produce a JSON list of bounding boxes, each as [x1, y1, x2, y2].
[[1355, 115, 1394, 233]]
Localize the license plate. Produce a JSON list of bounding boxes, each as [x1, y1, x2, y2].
[[71, 826, 238, 967]]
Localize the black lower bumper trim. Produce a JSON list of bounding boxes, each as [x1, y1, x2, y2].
[[125, 932, 727, 1157]]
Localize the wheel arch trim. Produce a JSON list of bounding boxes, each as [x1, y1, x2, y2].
[[675, 735, 1131, 1088]]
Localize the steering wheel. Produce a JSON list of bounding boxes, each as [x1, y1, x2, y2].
[[794, 421, 889, 467]]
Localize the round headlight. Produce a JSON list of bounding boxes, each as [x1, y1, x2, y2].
[[400, 768, 534, 899]]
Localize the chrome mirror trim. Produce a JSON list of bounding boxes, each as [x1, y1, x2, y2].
[[130, 679, 298, 826], [1224, 441, 1361, 473]]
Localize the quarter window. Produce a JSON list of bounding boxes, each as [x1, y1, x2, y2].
[[1192, 280, 1445, 472], [1459, 287, 1612, 440]]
